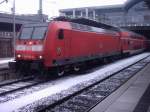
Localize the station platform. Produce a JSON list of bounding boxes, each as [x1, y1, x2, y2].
[[0, 57, 13, 64], [90, 63, 150, 112], [0, 57, 14, 69]]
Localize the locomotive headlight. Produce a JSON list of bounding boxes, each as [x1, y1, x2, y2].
[[32, 45, 43, 51], [17, 54, 21, 58], [39, 55, 43, 59], [29, 41, 33, 45]]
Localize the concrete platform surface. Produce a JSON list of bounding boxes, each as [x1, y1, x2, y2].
[[133, 78, 150, 112], [90, 63, 150, 112], [0, 57, 14, 68]]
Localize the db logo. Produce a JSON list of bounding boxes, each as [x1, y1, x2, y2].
[[57, 47, 61, 56]]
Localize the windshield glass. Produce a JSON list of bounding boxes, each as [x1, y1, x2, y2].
[[32, 27, 47, 39], [20, 27, 33, 39]]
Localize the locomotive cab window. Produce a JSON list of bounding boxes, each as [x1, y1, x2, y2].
[[32, 27, 47, 39], [19, 23, 48, 40], [20, 27, 33, 39], [58, 29, 64, 40]]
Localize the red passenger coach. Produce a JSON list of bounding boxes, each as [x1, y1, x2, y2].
[[12, 17, 146, 76], [120, 30, 146, 55], [146, 40, 150, 51]]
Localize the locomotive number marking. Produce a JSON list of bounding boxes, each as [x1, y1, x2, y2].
[[26, 46, 32, 51]]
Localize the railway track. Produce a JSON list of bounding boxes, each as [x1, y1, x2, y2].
[[0, 68, 38, 96], [33, 56, 150, 112], [0, 76, 34, 87], [0, 77, 40, 96], [0, 68, 52, 103], [0, 76, 58, 104], [0, 67, 48, 99]]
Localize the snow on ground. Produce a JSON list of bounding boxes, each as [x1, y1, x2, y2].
[[0, 53, 149, 112], [0, 58, 14, 65]]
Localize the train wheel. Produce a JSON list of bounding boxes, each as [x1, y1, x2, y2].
[[58, 70, 64, 76], [57, 67, 65, 76], [74, 66, 80, 72], [103, 58, 108, 64]]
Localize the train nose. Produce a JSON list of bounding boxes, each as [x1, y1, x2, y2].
[[15, 41, 44, 60]]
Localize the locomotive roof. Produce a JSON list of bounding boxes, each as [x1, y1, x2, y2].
[[23, 22, 48, 27], [53, 16, 121, 32]]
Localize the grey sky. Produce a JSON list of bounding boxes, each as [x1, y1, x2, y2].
[[0, 0, 127, 17]]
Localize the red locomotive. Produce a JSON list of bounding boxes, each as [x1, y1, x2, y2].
[[12, 17, 146, 76]]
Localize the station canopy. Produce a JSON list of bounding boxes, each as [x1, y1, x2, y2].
[[125, 0, 150, 11]]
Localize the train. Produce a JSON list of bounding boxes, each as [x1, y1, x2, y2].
[[10, 17, 147, 76]]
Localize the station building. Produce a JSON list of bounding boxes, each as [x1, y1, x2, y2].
[[59, 1, 150, 26], [59, 1, 150, 44]]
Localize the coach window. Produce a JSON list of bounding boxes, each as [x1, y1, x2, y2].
[[58, 29, 64, 40], [128, 40, 130, 45]]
